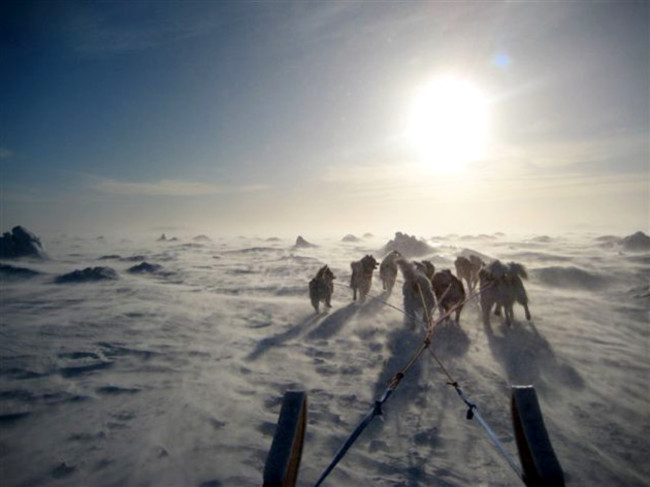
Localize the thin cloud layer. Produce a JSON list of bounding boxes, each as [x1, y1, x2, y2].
[[95, 178, 268, 196]]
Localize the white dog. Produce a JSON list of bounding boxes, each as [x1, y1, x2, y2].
[[398, 259, 436, 329], [455, 255, 484, 292], [379, 250, 402, 293], [479, 260, 531, 326]]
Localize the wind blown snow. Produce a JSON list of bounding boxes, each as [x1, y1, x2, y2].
[[1, 231, 648, 486]]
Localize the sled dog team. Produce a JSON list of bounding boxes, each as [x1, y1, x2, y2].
[[308, 251, 531, 327]]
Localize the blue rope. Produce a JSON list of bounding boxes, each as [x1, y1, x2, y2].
[[313, 387, 395, 487], [450, 383, 524, 480]]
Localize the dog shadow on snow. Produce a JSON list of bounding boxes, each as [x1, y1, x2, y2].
[[347, 320, 471, 486], [483, 318, 584, 396], [245, 313, 322, 361], [246, 302, 363, 361], [306, 302, 360, 340], [369, 319, 471, 405]]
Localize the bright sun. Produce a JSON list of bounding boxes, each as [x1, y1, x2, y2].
[[407, 76, 488, 173]]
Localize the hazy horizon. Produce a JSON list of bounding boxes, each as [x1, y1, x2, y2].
[[3, 2, 648, 238]]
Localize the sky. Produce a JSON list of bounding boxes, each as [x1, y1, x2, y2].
[[2, 1, 649, 238]]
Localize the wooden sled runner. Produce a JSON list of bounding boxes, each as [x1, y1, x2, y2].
[[263, 391, 308, 487], [263, 386, 564, 486], [511, 386, 565, 487]]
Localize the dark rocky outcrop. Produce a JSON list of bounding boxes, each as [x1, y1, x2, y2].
[[0, 226, 45, 259], [127, 262, 163, 274], [55, 267, 118, 284], [621, 231, 650, 251], [382, 232, 433, 257], [0, 264, 41, 279], [293, 236, 316, 249]]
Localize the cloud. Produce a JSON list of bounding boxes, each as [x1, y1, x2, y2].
[[60, 4, 225, 56], [94, 178, 268, 196]]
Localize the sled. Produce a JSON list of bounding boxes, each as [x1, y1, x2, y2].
[[263, 386, 565, 486]]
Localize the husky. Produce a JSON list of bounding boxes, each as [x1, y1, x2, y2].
[[479, 260, 531, 326], [350, 255, 378, 302], [379, 250, 402, 293], [398, 259, 436, 330], [414, 260, 436, 283], [455, 255, 484, 292], [431, 269, 466, 325], [309, 265, 335, 313]]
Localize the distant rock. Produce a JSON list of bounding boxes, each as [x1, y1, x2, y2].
[[363, 233, 374, 238], [595, 235, 620, 248], [531, 235, 552, 243], [193, 235, 211, 242], [293, 236, 316, 249], [0, 226, 46, 259], [99, 254, 122, 260], [460, 234, 495, 241], [382, 232, 433, 257], [266, 237, 281, 242], [342, 234, 361, 243], [595, 235, 619, 242], [0, 264, 41, 279], [127, 262, 163, 274], [55, 267, 118, 284], [157, 233, 167, 241], [621, 231, 650, 251]]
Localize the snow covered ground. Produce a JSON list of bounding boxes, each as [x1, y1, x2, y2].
[[1, 231, 648, 486]]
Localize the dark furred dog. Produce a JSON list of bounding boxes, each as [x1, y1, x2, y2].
[[309, 265, 335, 313], [479, 260, 531, 326], [431, 269, 466, 324], [350, 255, 378, 302]]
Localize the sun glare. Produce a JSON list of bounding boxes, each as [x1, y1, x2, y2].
[[407, 76, 488, 173]]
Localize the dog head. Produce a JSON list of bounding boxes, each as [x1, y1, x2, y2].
[[506, 262, 528, 280], [469, 255, 484, 270], [316, 265, 336, 282], [323, 265, 336, 282], [361, 255, 378, 272]]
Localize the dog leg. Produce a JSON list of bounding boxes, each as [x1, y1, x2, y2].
[[505, 305, 513, 326]]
